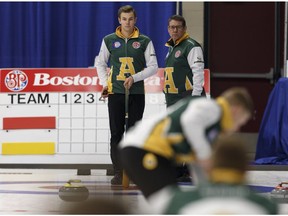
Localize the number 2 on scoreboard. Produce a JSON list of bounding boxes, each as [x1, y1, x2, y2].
[[62, 93, 95, 104]]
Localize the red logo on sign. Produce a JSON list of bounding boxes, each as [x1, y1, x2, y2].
[[5, 70, 28, 92]]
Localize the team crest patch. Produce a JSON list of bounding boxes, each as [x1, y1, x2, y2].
[[113, 41, 121, 48], [143, 153, 158, 170], [132, 42, 141, 49], [175, 50, 181, 58]]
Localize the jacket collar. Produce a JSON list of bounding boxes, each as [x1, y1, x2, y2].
[[165, 32, 189, 47], [216, 97, 234, 131], [210, 168, 245, 184], [115, 26, 140, 39]]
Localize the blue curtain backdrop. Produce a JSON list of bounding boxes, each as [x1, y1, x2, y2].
[[0, 2, 176, 68]]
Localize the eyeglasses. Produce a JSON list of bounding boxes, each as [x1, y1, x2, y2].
[[168, 25, 184, 30]]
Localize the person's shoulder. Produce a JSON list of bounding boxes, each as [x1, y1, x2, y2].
[[248, 192, 278, 213], [104, 32, 117, 40], [187, 97, 221, 113], [189, 96, 217, 105], [139, 33, 152, 41], [249, 191, 276, 204], [103, 33, 119, 45], [185, 37, 202, 48]]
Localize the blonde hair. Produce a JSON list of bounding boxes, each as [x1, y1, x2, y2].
[[221, 87, 254, 117]]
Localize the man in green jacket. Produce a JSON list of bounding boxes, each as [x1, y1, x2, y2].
[[164, 15, 205, 182], [95, 5, 158, 185], [164, 14, 205, 106]]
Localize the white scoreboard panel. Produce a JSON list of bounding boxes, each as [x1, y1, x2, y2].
[[0, 68, 166, 165]]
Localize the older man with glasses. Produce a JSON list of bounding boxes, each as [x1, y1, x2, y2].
[[164, 15, 206, 182]]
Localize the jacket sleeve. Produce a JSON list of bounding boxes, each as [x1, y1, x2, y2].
[[94, 39, 110, 87], [180, 98, 221, 160], [132, 40, 158, 82], [187, 46, 204, 96]]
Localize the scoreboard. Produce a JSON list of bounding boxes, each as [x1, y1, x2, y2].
[[0, 68, 166, 166], [0, 68, 209, 166]]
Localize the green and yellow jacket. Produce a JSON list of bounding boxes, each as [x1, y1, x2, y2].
[[95, 26, 158, 94], [164, 33, 204, 106]]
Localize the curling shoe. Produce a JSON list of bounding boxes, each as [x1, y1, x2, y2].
[[111, 173, 123, 185]]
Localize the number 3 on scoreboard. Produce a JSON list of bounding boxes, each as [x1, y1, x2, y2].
[[62, 93, 95, 104]]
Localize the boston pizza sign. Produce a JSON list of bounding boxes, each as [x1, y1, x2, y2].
[[0, 68, 164, 93]]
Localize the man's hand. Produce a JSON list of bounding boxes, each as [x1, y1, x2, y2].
[[101, 86, 109, 98], [124, 76, 134, 89], [198, 158, 212, 174], [99, 86, 108, 102]]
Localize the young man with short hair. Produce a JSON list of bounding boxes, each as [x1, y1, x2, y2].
[[95, 5, 158, 185]]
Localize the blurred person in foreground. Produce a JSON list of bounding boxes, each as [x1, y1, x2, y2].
[[119, 87, 254, 204], [162, 135, 278, 214]]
